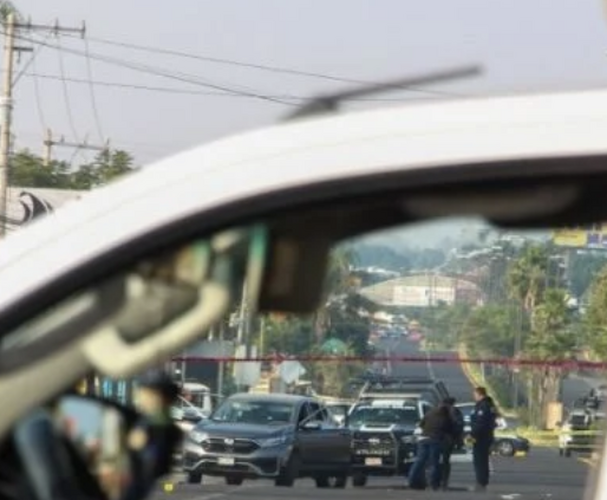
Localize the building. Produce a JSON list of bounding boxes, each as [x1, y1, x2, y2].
[[360, 273, 483, 308], [2, 186, 85, 232]]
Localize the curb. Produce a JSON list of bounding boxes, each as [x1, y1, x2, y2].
[[458, 344, 516, 418]]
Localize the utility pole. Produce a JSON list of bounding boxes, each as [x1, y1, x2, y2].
[[43, 129, 109, 167], [0, 16, 86, 236]]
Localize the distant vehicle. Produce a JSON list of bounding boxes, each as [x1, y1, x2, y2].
[[183, 393, 352, 487], [347, 399, 422, 487], [456, 402, 529, 457], [559, 410, 605, 457], [358, 376, 450, 406]]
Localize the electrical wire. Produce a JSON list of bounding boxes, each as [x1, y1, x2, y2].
[[83, 36, 104, 142], [55, 35, 81, 143], [11, 32, 296, 106], [30, 58, 47, 134], [64, 32, 463, 98], [22, 71, 444, 102], [12, 30, 52, 86]]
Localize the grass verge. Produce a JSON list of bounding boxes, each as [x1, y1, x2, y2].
[[458, 343, 518, 419]]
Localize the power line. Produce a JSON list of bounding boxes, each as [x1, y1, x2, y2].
[[66, 32, 463, 98], [11, 31, 295, 106], [30, 58, 47, 134], [55, 35, 80, 144], [20, 71, 444, 103], [83, 36, 104, 142]]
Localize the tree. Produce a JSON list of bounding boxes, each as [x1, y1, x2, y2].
[[9, 148, 137, 190], [9, 151, 71, 189], [569, 252, 607, 299], [462, 305, 519, 359], [508, 244, 550, 312], [584, 263, 607, 358], [524, 288, 576, 426], [70, 150, 137, 190]]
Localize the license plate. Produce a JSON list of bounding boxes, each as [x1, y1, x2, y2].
[[218, 457, 235, 466], [365, 457, 382, 466]]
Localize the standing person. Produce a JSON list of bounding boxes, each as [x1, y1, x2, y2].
[[408, 404, 454, 491], [441, 397, 464, 490], [470, 387, 497, 492]]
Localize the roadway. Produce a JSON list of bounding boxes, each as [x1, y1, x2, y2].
[[156, 337, 595, 500], [155, 451, 591, 500]]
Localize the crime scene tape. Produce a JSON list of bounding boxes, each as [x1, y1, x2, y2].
[[170, 354, 607, 370]]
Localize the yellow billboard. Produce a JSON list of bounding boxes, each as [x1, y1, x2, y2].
[[553, 224, 607, 248]]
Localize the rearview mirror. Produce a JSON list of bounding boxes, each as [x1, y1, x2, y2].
[[82, 225, 269, 378]]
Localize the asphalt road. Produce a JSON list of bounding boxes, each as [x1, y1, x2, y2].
[[157, 337, 595, 500], [157, 447, 592, 500]]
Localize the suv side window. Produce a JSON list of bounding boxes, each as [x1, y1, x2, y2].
[[308, 402, 325, 422]]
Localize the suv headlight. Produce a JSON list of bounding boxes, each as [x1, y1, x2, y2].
[[189, 430, 209, 443], [258, 435, 290, 448]]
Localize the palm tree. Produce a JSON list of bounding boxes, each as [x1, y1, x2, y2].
[[507, 245, 549, 311], [313, 246, 357, 342]]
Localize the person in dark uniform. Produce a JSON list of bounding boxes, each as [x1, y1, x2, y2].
[[408, 403, 454, 491], [470, 387, 497, 492], [441, 397, 464, 490]]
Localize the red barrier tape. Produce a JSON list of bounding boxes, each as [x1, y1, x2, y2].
[[170, 355, 607, 370]]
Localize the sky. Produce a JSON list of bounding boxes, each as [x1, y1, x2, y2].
[[7, 0, 607, 168]]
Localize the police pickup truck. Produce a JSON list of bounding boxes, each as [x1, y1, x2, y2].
[[347, 399, 430, 487]]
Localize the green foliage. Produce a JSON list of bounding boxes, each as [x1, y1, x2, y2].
[[462, 304, 521, 358], [353, 243, 446, 272], [9, 149, 137, 190], [263, 317, 316, 356], [417, 303, 472, 349], [584, 263, 607, 358], [569, 252, 607, 299]]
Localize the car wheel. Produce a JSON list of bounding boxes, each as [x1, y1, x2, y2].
[[352, 474, 367, 487], [186, 471, 203, 484], [225, 476, 244, 486], [315, 477, 330, 488], [275, 453, 300, 487], [497, 440, 515, 457], [328, 475, 347, 488]]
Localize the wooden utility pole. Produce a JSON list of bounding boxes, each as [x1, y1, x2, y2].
[[42, 128, 109, 166], [0, 13, 25, 237], [0, 16, 86, 236]]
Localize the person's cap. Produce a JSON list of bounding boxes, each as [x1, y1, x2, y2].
[[137, 370, 180, 401]]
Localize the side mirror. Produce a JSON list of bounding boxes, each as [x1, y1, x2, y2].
[[301, 421, 322, 431], [53, 394, 179, 500]]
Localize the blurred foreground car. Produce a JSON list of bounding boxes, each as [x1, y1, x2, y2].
[[0, 82, 607, 499]]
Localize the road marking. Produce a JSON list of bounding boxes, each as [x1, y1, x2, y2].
[[578, 457, 598, 468]]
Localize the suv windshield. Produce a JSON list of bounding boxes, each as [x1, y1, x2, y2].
[[348, 406, 419, 427], [211, 399, 296, 425]]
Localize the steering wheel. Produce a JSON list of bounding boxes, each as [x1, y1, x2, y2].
[[13, 408, 102, 500]]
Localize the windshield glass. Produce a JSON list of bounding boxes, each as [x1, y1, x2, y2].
[[211, 399, 295, 425], [348, 406, 419, 426]]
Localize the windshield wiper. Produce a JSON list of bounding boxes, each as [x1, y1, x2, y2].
[[284, 64, 482, 121]]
